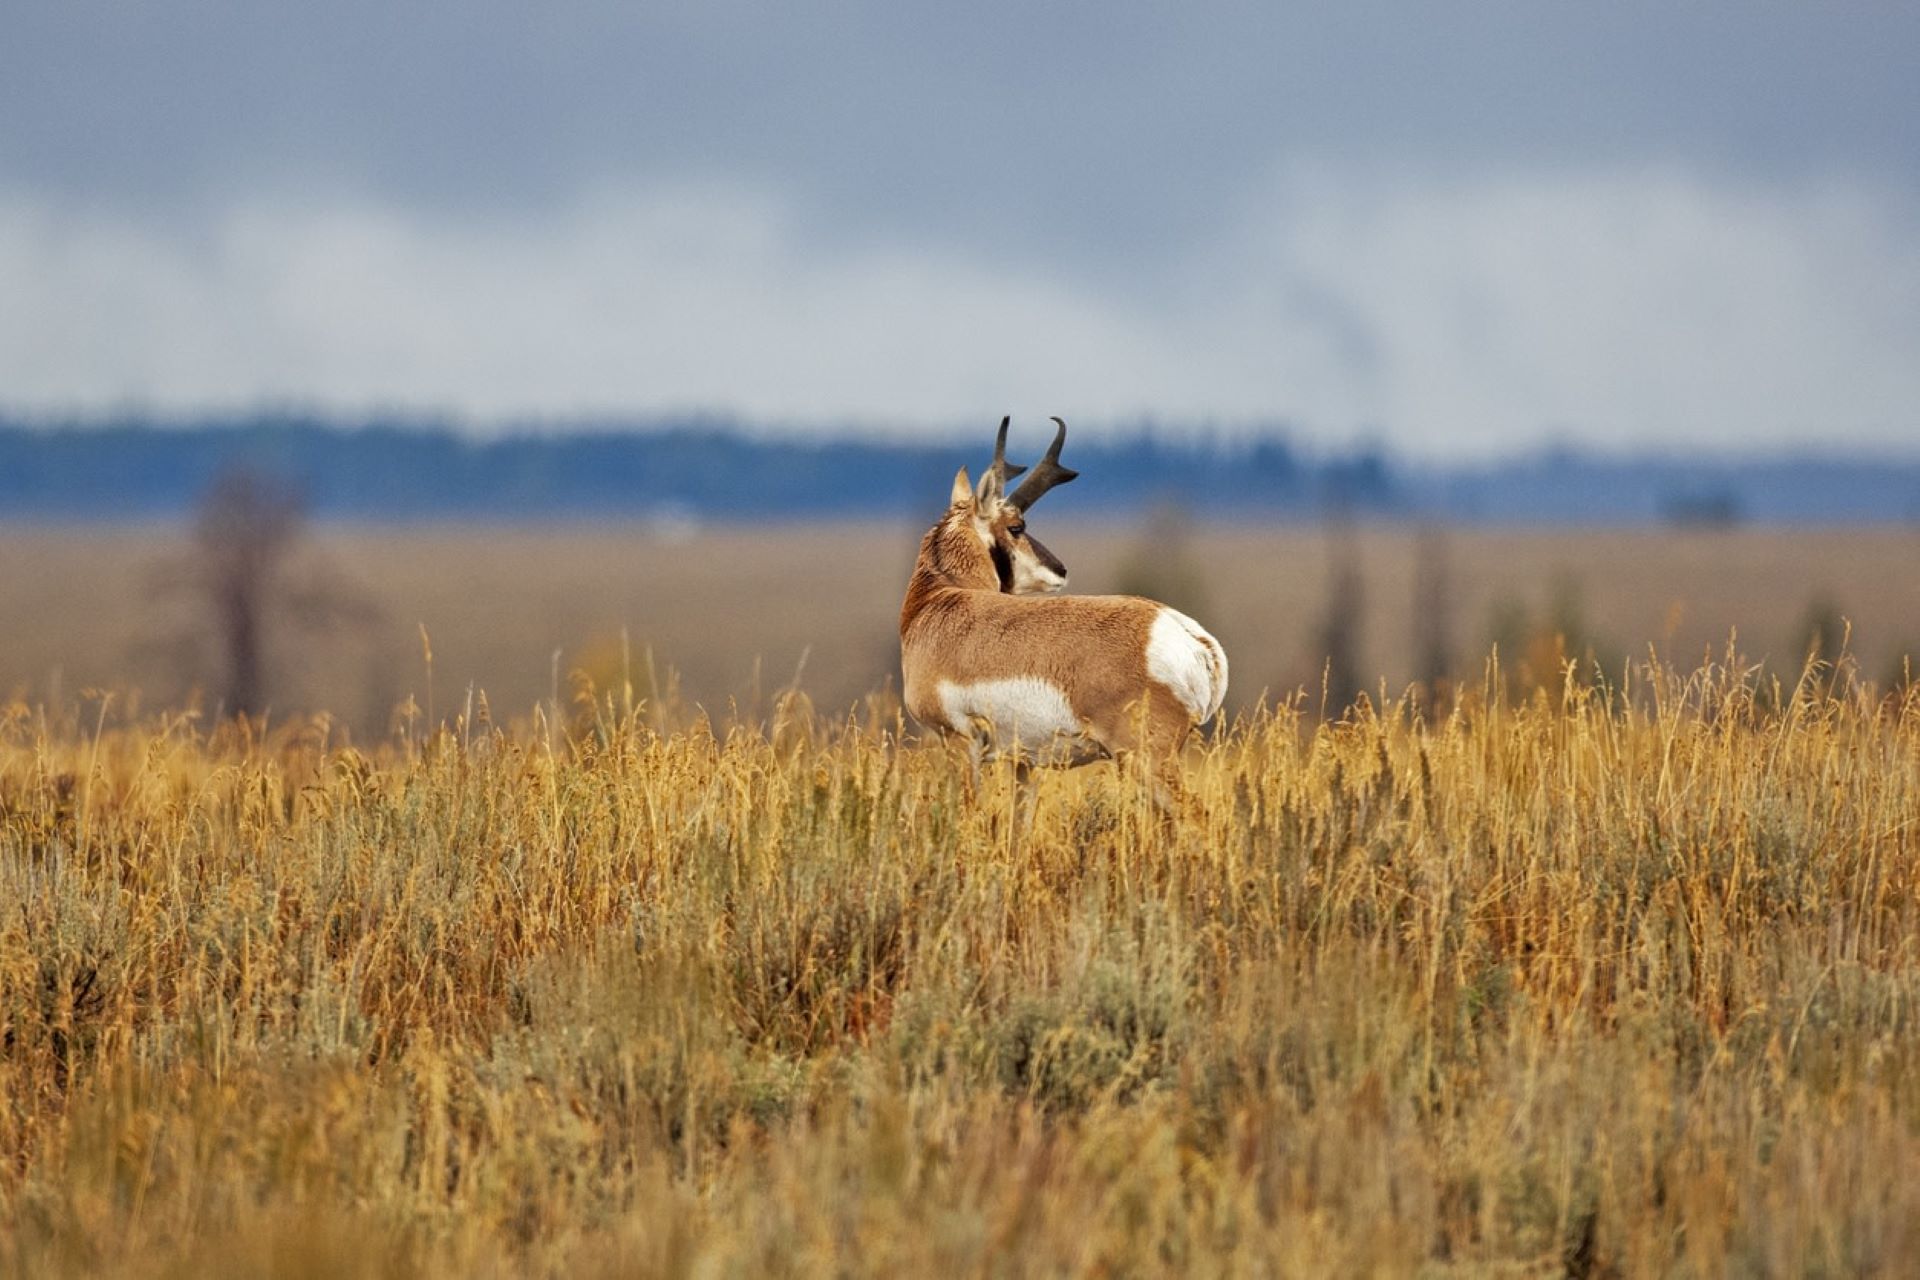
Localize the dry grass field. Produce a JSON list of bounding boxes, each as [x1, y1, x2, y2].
[[2, 519, 1920, 1275], [0, 521, 1916, 737], [2, 655, 1918, 1275]]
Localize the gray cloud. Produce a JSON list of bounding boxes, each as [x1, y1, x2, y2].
[[4, 3, 1918, 452], [6, 169, 1912, 456]]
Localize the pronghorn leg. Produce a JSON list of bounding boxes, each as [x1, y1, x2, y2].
[[1145, 720, 1197, 824], [1109, 751, 1180, 823], [1092, 696, 1191, 825], [964, 731, 986, 800], [1011, 757, 1038, 850], [1147, 756, 1184, 820]]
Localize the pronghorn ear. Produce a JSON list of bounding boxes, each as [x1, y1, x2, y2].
[[974, 465, 1004, 507], [950, 467, 974, 508]]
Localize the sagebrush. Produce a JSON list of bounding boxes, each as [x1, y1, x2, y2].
[[3, 657, 1918, 1276]]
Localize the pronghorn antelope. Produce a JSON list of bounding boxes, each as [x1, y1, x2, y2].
[[898, 417, 1228, 803]]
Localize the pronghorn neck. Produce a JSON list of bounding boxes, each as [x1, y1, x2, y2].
[[901, 508, 998, 633]]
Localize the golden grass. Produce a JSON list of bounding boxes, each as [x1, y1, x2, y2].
[[3, 656, 1919, 1276]]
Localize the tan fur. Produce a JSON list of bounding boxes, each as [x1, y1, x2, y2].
[[899, 471, 1216, 768]]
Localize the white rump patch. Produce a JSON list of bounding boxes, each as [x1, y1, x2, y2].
[[1146, 607, 1229, 725], [937, 676, 1094, 761]]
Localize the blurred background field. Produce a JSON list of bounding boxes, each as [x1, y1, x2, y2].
[[1, 517, 1915, 735]]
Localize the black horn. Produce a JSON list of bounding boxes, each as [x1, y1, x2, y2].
[[988, 415, 1027, 487], [1008, 416, 1079, 511]]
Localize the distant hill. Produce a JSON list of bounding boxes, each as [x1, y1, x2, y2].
[[0, 415, 1915, 524]]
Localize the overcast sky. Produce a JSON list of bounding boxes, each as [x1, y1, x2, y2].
[[4, 2, 1917, 456]]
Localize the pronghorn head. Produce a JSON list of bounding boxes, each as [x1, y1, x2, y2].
[[947, 416, 1079, 596]]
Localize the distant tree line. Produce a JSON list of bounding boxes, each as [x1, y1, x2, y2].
[[0, 413, 1915, 522], [0, 415, 1342, 519]]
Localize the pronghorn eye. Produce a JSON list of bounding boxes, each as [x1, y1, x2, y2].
[[1008, 523, 1026, 537]]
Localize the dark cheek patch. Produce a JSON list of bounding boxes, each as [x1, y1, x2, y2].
[[989, 541, 1014, 592]]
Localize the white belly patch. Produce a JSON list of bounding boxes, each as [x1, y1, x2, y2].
[[1146, 607, 1229, 725], [937, 677, 1097, 762]]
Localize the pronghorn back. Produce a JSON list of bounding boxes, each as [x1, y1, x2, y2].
[[905, 591, 1227, 763]]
